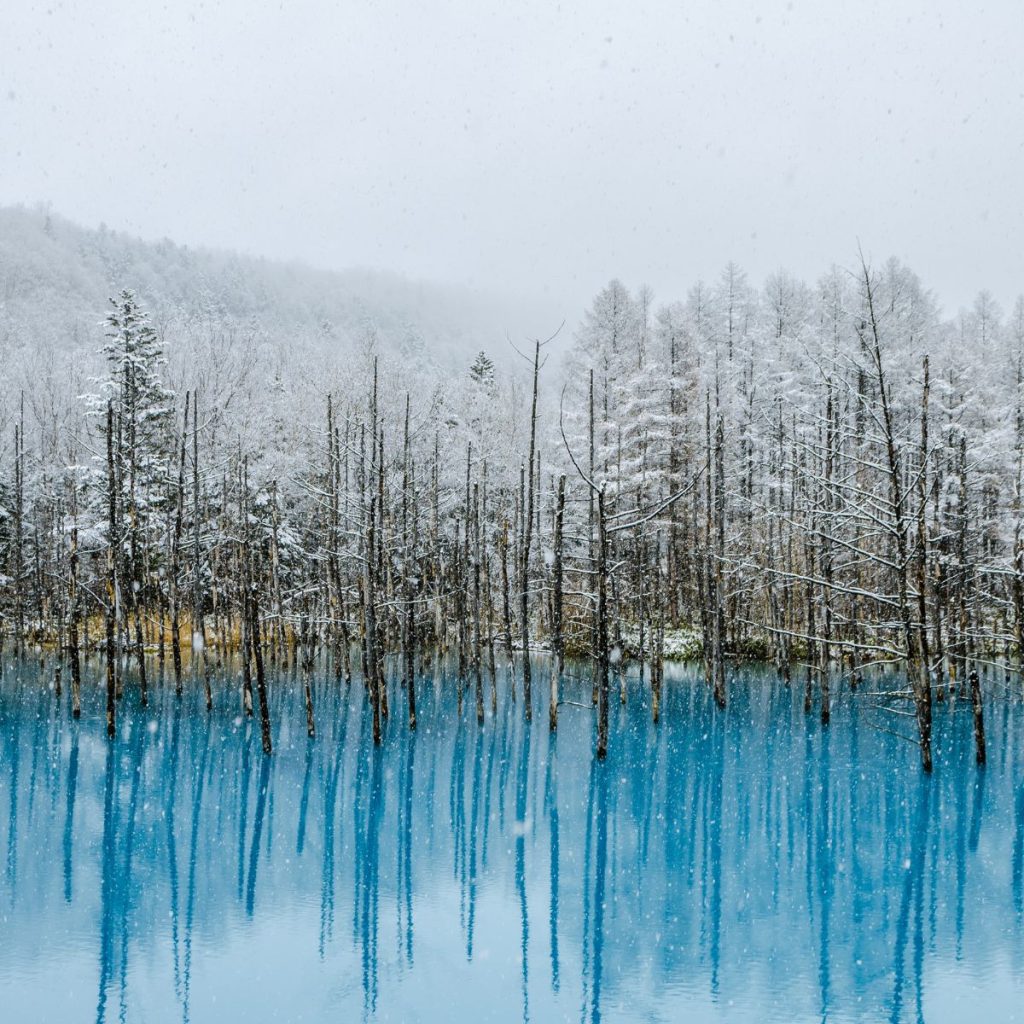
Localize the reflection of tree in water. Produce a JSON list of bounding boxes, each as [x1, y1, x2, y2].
[[0, 666, 1022, 1022], [515, 711, 531, 1024], [63, 725, 80, 904], [182, 716, 212, 1024], [1013, 783, 1024, 917], [96, 718, 146, 1024], [545, 730, 560, 995]]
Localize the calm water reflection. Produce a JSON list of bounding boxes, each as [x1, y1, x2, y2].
[[1, 659, 1022, 1023]]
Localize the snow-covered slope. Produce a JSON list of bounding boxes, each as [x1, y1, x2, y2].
[[0, 204, 546, 369]]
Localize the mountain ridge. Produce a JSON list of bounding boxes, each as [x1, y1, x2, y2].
[[0, 203, 555, 369]]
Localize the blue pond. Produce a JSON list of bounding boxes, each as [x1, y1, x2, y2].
[[1, 659, 1023, 1023]]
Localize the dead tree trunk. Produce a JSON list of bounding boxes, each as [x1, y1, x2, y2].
[[861, 263, 932, 771], [170, 393, 188, 696], [193, 395, 213, 711], [68, 467, 82, 720], [250, 584, 273, 755], [969, 669, 986, 766], [550, 474, 565, 732], [473, 482, 485, 725], [520, 340, 541, 720], [301, 608, 316, 739], [596, 489, 610, 759], [104, 402, 117, 740]]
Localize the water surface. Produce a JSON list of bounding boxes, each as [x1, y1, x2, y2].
[[1, 660, 1022, 1023]]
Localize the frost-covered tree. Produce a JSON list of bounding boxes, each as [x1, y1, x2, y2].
[[469, 350, 496, 392], [91, 289, 175, 502]]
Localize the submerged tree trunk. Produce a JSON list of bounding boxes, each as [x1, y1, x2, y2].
[[969, 669, 986, 766], [301, 610, 316, 739], [250, 586, 272, 755]]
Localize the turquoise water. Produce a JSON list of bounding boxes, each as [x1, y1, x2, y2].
[[1, 659, 1022, 1023]]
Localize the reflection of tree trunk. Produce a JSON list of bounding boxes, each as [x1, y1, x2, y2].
[[890, 778, 932, 1020], [590, 761, 609, 1024], [62, 728, 79, 902], [580, 758, 596, 1014], [482, 702, 501, 870], [96, 742, 117, 1024], [816, 729, 833, 1015], [400, 731, 416, 966], [319, 720, 345, 958], [245, 755, 272, 915], [115, 723, 145, 1021], [515, 719, 531, 1024], [466, 728, 484, 958], [236, 732, 252, 903], [296, 739, 315, 858], [707, 715, 723, 994], [1012, 784, 1024, 917], [165, 709, 182, 1000], [358, 751, 384, 1014], [183, 726, 211, 1022], [547, 736, 560, 992]]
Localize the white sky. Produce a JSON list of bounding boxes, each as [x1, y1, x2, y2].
[[2, 0, 1022, 320]]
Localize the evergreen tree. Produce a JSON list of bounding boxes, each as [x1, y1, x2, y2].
[[469, 350, 496, 392], [94, 288, 175, 503]]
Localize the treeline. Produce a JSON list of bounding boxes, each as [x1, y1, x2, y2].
[[2, 254, 1022, 769]]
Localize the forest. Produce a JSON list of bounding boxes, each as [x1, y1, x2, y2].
[[1, 208, 1022, 773]]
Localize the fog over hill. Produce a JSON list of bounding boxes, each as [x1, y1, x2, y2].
[[0, 204, 561, 372]]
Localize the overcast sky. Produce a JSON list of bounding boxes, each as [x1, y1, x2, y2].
[[2, 0, 1022, 320]]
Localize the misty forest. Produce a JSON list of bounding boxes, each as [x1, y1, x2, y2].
[[1, 205, 1023, 1022], [1, 206, 1021, 760]]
